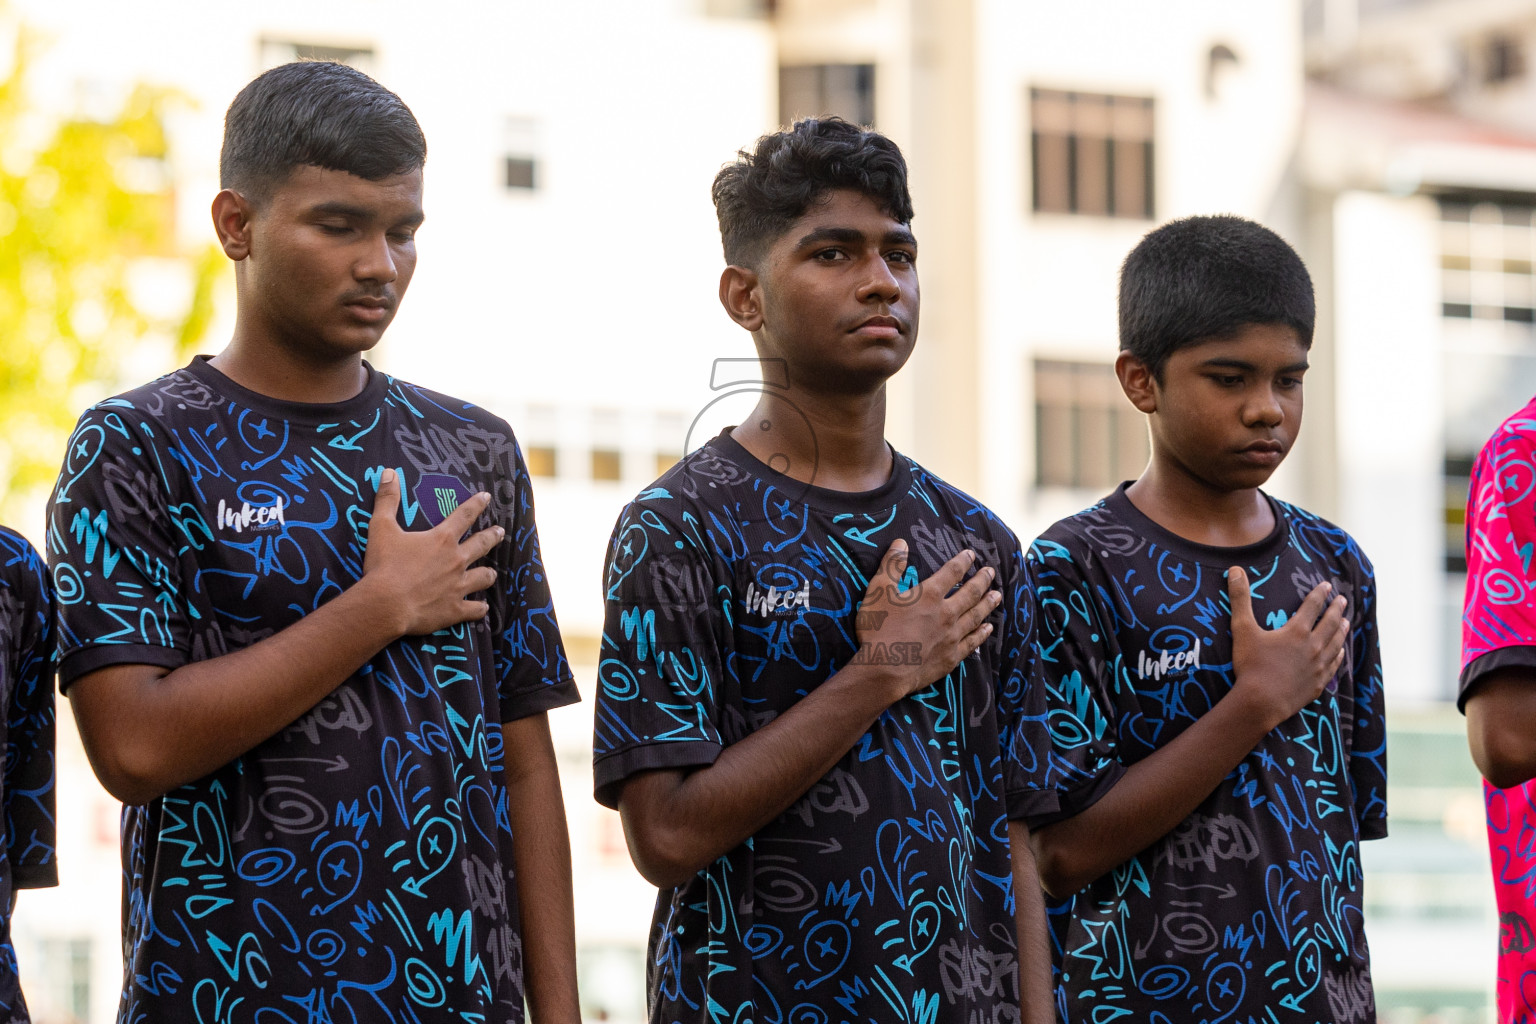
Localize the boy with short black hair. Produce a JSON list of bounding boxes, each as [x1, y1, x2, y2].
[[1025, 215, 1387, 1024], [593, 118, 1056, 1023], [0, 526, 56, 1023], [47, 62, 579, 1022]]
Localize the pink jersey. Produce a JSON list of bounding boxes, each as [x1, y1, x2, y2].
[[1462, 395, 1536, 1024]]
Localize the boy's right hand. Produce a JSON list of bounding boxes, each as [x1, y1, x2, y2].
[[854, 539, 1001, 701], [1226, 566, 1348, 732], [362, 469, 503, 637]]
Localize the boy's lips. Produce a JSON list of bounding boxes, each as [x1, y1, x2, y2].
[[344, 296, 394, 323], [1236, 439, 1285, 464], [851, 314, 904, 340]]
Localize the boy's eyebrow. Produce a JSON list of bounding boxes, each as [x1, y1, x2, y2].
[[1199, 357, 1310, 373], [308, 201, 425, 228], [794, 225, 918, 249]]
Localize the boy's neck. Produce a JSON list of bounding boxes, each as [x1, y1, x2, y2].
[[730, 387, 892, 493], [1125, 462, 1276, 548], [209, 334, 369, 406]]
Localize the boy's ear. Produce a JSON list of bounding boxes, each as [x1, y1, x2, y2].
[[1115, 350, 1158, 413], [211, 189, 255, 262], [719, 265, 764, 333]]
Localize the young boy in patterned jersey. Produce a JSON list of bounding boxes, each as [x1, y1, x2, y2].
[[46, 63, 579, 1022], [1023, 215, 1387, 1024], [1461, 398, 1536, 1023], [0, 527, 56, 1023], [592, 118, 1057, 1023]]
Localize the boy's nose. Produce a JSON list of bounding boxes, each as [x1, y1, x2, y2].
[[1244, 388, 1284, 426], [356, 233, 399, 283], [856, 257, 901, 303]]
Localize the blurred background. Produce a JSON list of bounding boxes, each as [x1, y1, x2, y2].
[[0, 0, 1520, 1020]]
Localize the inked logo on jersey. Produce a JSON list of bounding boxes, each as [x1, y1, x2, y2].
[[215, 498, 286, 534], [743, 580, 811, 617], [1135, 640, 1202, 680], [414, 474, 472, 527]]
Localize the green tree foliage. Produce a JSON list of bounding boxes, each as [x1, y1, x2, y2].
[[0, 20, 221, 518]]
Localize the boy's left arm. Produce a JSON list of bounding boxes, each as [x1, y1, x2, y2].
[[493, 442, 580, 1022], [502, 712, 580, 1024], [5, 537, 56, 893], [1009, 820, 1055, 1024]]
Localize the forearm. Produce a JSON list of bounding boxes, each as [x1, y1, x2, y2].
[[1031, 689, 1272, 898], [69, 574, 405, 804], [620, 661, 901, 888], [502, 715, 579, 1024], [1010, 820, 1055, 1024]]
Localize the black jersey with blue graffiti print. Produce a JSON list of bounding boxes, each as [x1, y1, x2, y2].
[[1025, 484, 1387, 1024], [0, 526, 57, 1024], [47, 357, 577, 1024], [593, 431, 1052, 1024]]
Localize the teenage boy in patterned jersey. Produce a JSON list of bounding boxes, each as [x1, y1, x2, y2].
[[1023, 215, 1388, 1024], [592, 117, 1056, 1024], [1461, 398, 1536, 1024], [0, 527, 56, 1023], [45, 62, 579, 1023]]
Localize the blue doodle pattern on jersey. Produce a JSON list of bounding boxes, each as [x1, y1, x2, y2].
[[0, 526, 57, 1023], [1024, 485, 1387, 1024], [47, 358, 576, 1024], [593, 433, 1052, 1024]]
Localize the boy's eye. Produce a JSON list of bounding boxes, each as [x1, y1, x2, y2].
[[317, 222, 352, 236], [1213, 374, 1243, 387], [1278, 376, 1303, 389], [886, 249, 916, 265], [813, 248, 848, 261]]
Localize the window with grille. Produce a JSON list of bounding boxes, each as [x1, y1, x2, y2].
[[780, 64, 876, 127], [1030, 88, 1154, 219], [1034, 359, 1149, 490]]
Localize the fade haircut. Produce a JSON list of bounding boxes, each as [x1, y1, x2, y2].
[[1119, 214, 1314, 380], [220, 61, 426, 204], [712, 117, 913, 268]]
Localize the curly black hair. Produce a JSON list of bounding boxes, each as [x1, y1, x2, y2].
[[711, 117, 912, 268]]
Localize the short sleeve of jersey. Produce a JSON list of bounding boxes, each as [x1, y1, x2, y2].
[[1000, 544, 1059, 822], [48, 405, 190, 686], [592, 501, 725, 808], [1021, 537, 1128, 830], [493, 438, 579, 723], [1, 528, 57, 889], [1344, 546, 1388, 840], [1460, 418, 1536, 709]]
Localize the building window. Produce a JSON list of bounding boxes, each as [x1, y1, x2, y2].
[[1439, 196, 1536, 573], [1445, 454, 1473, 574], [1485, 34, 1525, 84], [1440, 200, 1536, 322], [524, 446, 558, 478], [780, 64, 876, 127], [259, 39, 375, 74], [37, 937, 92, 1022], [503, 117, 541, 192], [591, 450, 622, 481], [1035, 359, 1148, 490], [1030, 89, 1154, 219], [522, 405, 559, 478]]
